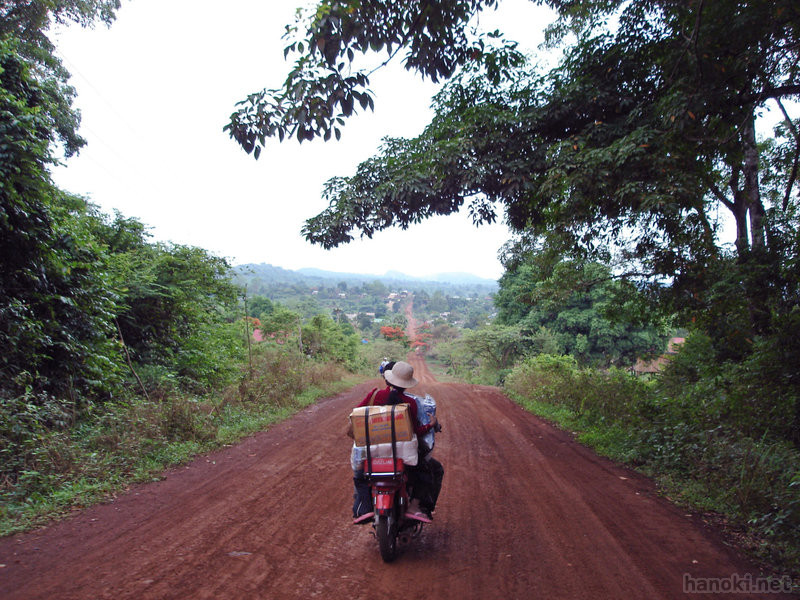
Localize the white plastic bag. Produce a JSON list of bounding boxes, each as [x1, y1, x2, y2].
[[351, 436, 419, 470]]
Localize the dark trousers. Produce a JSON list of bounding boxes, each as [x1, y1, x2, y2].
[[353, 470, 372, 518], [412, 456, 444, 514]]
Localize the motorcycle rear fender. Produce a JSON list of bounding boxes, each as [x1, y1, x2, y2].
[[374, 492, 394, 512], [372, 479, 400, 514]]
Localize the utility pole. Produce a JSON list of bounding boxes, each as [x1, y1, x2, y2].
[[244, 285, 253, 379]]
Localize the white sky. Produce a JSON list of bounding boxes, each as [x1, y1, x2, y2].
[[50, 0, 555, 281]]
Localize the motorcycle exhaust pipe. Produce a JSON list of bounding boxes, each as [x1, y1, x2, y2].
[[399, 533, 412, 546]]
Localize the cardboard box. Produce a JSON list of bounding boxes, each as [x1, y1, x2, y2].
[[350, 404, 414, 447]]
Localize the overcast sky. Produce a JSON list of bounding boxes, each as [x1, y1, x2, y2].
[[50, 0, 555, 280]]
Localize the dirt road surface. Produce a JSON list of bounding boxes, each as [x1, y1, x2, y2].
[[0, 356, 793, 599]]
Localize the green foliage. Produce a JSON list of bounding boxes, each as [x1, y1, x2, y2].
[[247, 295, 274, 321], [279, 1, 798, 270], [0, 353, 351, 535], [495, 245, 668, 367], [225, 0, 523, 154], [1, 39, 124, 409], [659, 331, 800, 447], [176, 320, 246, 393], [0, 0, 365, 537], [356, 338, 408, 375], [246, 4, 798, 435], [505, 354, 645, 419], [301, 313, 360, 368], [108, 232, 241, 391], [259, 305, 301, 338], [1, 1, 121, 155], [0, 199, 246, 485]]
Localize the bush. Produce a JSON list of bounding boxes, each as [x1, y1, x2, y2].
[[233, 346, 306, 407], [356, 338, 409, 375], [505, 354, 648, 421], [0, 346, 352, 535]]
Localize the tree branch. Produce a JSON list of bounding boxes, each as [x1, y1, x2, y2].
[[365, 9, 426, 77], [753, 84, 800, 103], [115, 317, 150, 402], [707, 179, 736, 213], [776, 97, 800, 211], [576, 270, 660, 292]]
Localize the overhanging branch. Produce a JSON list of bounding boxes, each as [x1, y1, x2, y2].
[[776, 97, 800, 212]]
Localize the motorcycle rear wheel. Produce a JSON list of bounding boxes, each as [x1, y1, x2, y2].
[[376, 514, 398, 562]]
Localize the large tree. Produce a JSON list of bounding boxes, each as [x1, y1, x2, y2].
[[494, 239, 668, 367], [227, 0, 798, 273], [1, 2, 123, 400], [228, 1, 800, 437]]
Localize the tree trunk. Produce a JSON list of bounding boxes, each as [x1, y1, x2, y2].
[[728, 168, 750, 256], [793, 397, 800, 448], [739, 111, 771, 333], [742, 113, 767, 252]]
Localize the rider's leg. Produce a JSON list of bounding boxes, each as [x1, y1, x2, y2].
[[352, 469, 372, 518]]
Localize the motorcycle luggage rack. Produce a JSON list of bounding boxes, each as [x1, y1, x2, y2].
[[364, 457, 405, 477]]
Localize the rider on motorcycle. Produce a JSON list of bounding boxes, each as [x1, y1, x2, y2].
[[351, 361, 443, 524]]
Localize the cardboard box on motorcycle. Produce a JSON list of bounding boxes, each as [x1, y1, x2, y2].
[[349, 404, 414, 447]]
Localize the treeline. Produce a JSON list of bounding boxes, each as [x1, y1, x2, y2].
[[235, 262, 497, 296], [1, 18, 246, 463], [236, 266, 496, 330], [428, 247, 670, 381], [0, 4, 360, 532]]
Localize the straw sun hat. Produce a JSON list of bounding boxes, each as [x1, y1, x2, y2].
[[384, 361, 418, 389]]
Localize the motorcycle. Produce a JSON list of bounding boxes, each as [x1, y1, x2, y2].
[[351, 399, 440, 562], [363, 456, 427, 562]]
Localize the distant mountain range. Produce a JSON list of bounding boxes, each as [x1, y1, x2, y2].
[[298, 267, 498, 286], [234, 263, 498, 289]]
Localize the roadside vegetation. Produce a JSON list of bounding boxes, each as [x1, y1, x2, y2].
[[0, 342, 355, 536], [424, 244, 800, 575], [3, 0, 799, 581]]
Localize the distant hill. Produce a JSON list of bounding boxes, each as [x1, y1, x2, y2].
[[296, 267, 497, 287], [234, 263, 498, 292], [235, 263, 309, 284]]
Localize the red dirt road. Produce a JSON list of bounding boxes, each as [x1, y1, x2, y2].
[[0, 356, 793, 599]]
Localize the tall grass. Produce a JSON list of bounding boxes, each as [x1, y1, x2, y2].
[[0, 345, 354, 536]]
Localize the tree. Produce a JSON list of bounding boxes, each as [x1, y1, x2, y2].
[[224, 0, 523, 155], [356, 312, 373, 330], [496, 240, 668, 366], [109, 233, 240, 384], [461, 324, 525, 372], [431, 322, 460, 344], [248, 295, 275, 321], [379, 325, 407, 342], [228, 1, 800, 438], [302, 313, 359, 365], [260, 305, 302, 338], [2, 1, 124, 402], [228, 1, 798, 308], [1, 0, 121, 156], [428, 290, 448, 313], [1, 39, 123, 406]]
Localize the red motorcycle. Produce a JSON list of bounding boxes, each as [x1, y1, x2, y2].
[[363, 456, 427, 562]]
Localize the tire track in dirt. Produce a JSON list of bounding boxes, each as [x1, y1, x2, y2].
[[0, 357, 794, 599]]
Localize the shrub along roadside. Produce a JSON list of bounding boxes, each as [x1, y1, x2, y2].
[[0, 347, 358, 537], [504, 354, 800, 577]]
